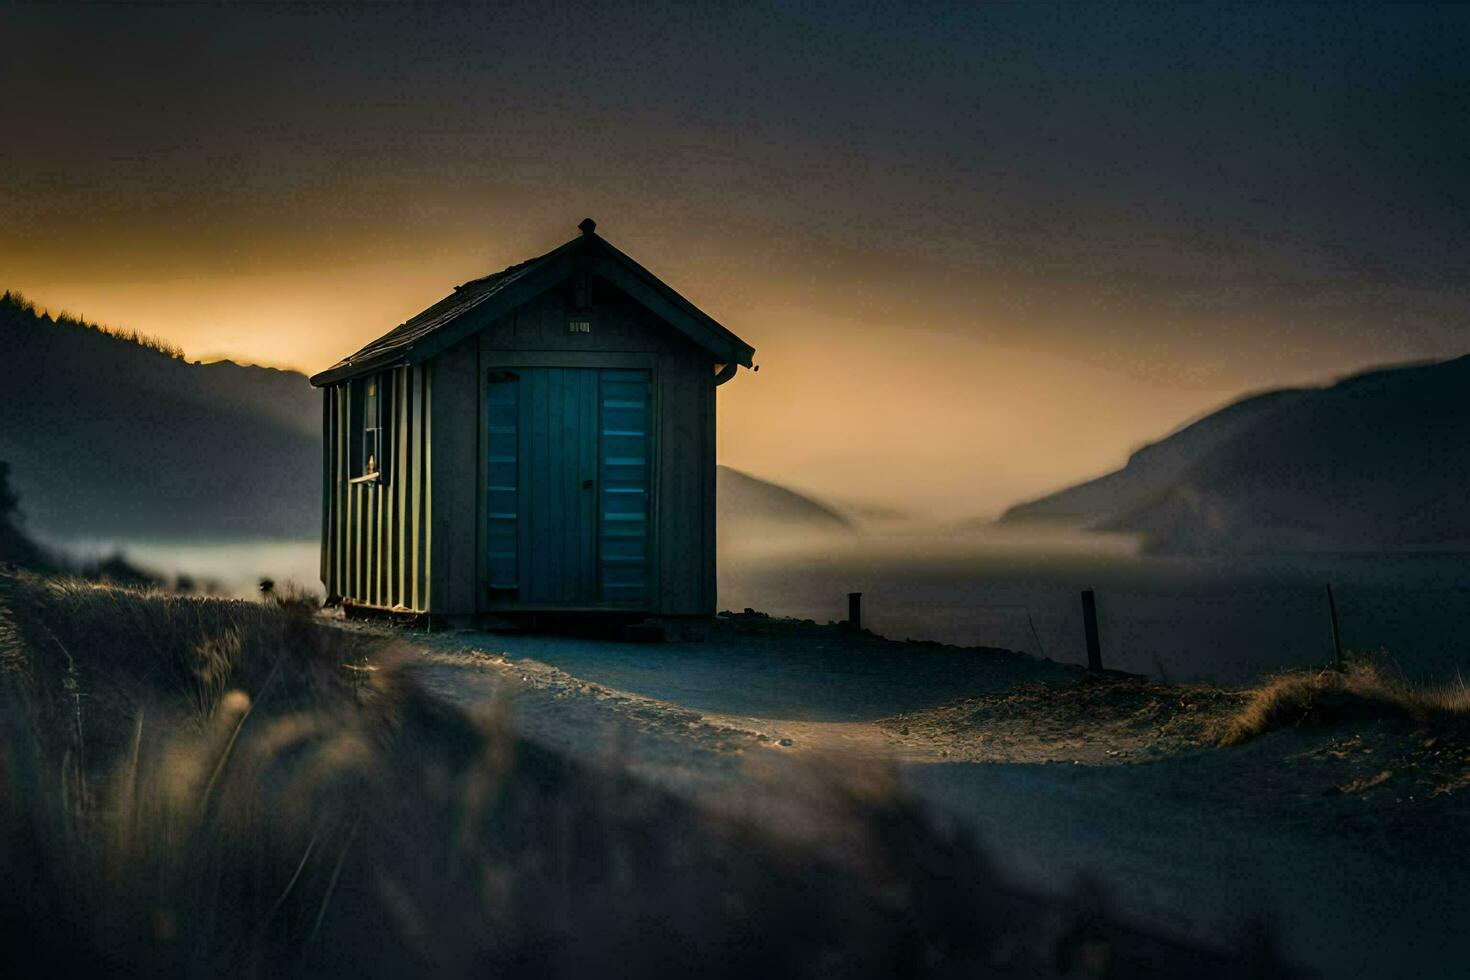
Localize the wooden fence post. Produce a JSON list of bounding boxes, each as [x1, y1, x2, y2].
[[1326, 583, 1344, 671], [1081, 589, 1103, 672], [847, 592, 863, 631]]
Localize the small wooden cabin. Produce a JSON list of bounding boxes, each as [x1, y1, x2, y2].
[[310, 220, 755, 622]]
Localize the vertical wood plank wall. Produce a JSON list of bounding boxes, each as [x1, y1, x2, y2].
[[654, 349, 715, 616], [320, 364, 433, 612], [429, 336, 480, 617]]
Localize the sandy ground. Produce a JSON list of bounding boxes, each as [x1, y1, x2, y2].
[[341, 611, 1470, 979]]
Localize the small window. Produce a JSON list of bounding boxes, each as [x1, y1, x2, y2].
[[568, 319, 591, 334], [362, 379, 380, 476], [349, 373, 392, 482]]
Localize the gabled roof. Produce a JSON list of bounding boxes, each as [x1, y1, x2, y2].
[[309, 220, 755, 387]]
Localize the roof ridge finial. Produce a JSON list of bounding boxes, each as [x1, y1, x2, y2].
[[578, 217, 597, 236]]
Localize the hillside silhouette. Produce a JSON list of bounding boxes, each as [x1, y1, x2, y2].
[[1003, 356, 1470, 555], [1000, 388, 1306, 527], [3, 292, 851, 547], [717, 467, 852, 533], [1, 291, 319, 541]]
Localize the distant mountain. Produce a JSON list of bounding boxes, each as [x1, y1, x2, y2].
[[1, 291, 320, 541], [717, 467, 852, 533], [999, 388, 1306, 526], [1002, 356, 1470, 555]]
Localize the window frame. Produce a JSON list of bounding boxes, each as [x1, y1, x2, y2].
[[348, 373, 392, 485]]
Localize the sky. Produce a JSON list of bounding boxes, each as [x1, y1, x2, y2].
[[4, 1, 1468, 518]]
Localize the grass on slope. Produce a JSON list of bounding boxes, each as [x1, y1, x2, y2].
[[0, 571, 1278, 978]]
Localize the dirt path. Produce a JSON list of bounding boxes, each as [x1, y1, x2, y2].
[[344, 612, 1470, 979]]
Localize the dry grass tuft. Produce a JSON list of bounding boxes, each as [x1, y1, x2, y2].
[[1221, 658, 1470, 746]]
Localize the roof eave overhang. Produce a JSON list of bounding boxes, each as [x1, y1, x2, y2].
[[308, 248, 584, 387], [309, 354, 409, 388], [308, 232, 756, 388]]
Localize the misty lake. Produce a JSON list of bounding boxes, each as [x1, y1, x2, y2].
[[60, 527, 1470, 686], [723, 526, 1470, 685]]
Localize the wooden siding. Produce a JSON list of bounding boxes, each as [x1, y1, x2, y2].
[[653, 349, 715, 616], [320, 364, 433, 612], [429, 335, 479, 617]]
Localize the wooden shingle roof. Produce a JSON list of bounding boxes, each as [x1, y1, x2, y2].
[[310, 221, 755, 387]]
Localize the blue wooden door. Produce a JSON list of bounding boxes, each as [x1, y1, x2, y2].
[[486, 368, 649, 605]]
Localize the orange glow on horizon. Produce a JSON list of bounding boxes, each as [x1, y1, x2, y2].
[[5, 225, 1387, 523]]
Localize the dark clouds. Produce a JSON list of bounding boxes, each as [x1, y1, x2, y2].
[[3, 1, 1468, 510], [8, 3, 1467, 266]]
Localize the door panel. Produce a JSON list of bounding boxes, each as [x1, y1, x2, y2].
[[522, 368, 595, 603], [598, 370, 651, 603], [487, 367, 650, 606], [484, 374, 519, 593]]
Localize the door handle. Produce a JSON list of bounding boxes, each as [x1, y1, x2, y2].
[[582, 479, 595, 490]]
